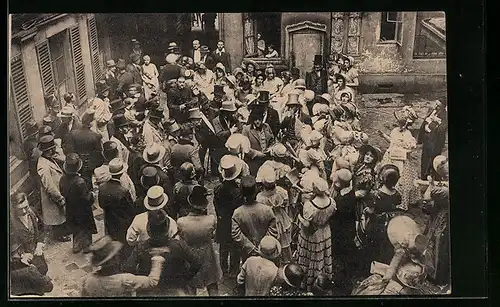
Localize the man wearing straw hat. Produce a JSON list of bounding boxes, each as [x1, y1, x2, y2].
[[98, 158, 137, 246], [81, 235, 166, 297], [213, 155, 244, 276], [59, 153, 97, 253], [236, 236, 282, 296], [126, 185, 179, 248]]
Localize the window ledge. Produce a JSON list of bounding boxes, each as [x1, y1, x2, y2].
[[377, 40, 399, 45]]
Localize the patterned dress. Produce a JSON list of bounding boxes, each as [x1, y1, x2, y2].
[[269, 285, 313, 296], [297, 197, 336, 291], [256, 187, 292, 248], [378, 128, 420, 210]]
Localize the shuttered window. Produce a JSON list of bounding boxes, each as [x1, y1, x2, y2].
[[70, 25, 87, 102], [35, 40, 56, 96], [87, 16, 102, 83], [10, 54, 34, 141]]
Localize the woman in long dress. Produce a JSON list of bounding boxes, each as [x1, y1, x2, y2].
[[297, 177, 336, 291], [377, 106, 420, 211], [141, 55, 160, 100]]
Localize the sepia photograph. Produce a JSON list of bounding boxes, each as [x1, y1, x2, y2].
[[8, 12, 450, 298]]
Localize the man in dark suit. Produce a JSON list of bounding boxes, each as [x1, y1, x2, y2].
[[250, 90, 281, 138], [194, 99, 219, 177], [64, 110, 104, 183], [97, 158, 137, 247], [117, 64, 136, 98], [129, 53, 143, 84], [58, 106, 83, 155], [212, 40, 231, 72], [199, 45, 215, 71], [305, 55, 328, 95], [160, 55, 182, 93], [212, 100, 239, 164], [190, 40, 202, 64], [10, 192, 48, 277]]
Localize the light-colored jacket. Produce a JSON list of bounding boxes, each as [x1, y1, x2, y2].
[[110, 136, 130, 166], [37, 156, 66, 226], [126, 212, 178, 246], [91, 97, 112, 142], [237, 256, 278, 296], [142, 120, 164, 148], [92, 164, 137, 202]]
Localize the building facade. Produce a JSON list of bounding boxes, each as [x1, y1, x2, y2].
[[9, 13, 111, 203]]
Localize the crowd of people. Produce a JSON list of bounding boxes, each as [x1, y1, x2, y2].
[[10, 37, 450, 297]]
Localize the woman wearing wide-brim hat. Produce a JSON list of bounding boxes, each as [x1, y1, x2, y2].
[[377, 105, 420, 211], [60, 153, 98, 254], [81, 235, 166, 297], [177, 185, 222, 296]]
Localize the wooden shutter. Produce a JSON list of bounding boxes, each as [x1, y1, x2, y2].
[[87, 16, 102, 83], [10, 54, 34, 141], [69, 25, 87, 102], [35, 40, 56, 96]]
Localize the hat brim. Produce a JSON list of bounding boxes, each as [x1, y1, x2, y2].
[[63, 159, 83, 174], [143, 146, 166, 164], [187, 194, 210, 211], [258, 243, 282, 260], [92, 241, 123, 267], [359, 144, 380, 163], [144, 193, 169, 211], [109, 164, 128, 176], [39, 144, 56, 152], [220, 107, 238, 112], [219, 160, 243, 181]]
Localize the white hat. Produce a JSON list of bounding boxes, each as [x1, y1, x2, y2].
[[256, 165, 276, 184]]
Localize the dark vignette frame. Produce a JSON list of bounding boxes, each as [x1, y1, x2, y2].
[[5, 0, 487, 305]]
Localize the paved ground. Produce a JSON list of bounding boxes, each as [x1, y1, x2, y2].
[[38, 91, 447, 297]]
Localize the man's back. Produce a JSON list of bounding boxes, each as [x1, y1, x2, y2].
[[232, 202, 275, 246]]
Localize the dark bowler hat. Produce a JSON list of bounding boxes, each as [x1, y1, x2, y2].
[[241, 175, 256, 189], [110, 99, 127, 114], [149, 107, 164, 120], [213, 84, 225, 96], [140, 166, 160, 188], [130, 53, 141, 63], [200, 45, 210, 54], [187, 185, 211, 211], [25, 119, 39, 137], [95, 80, 110, 95], [102, 141, 119, 161], [63, 153, 83, 175], [89, 236, 123, 266], [282, 264, 305, 288], [38, 135, 56, 152], [146, 209, 171, 242], [313, 54, 323, 66], [112, 114, 130, 128]]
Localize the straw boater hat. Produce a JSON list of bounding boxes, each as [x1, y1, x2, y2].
[[89, 236, 123, 267], [63, 153, 83, 175], [220, 100, 237, 112], [218, 155, 243, 181], [106, 60, 116, 68], [187, 185, 211, 211], [143, 186, 169, 211], [108, 158, 127, 176], [143, 144, 166, 164], [257, 236, 281, 260], [225, 133, 251, 155], [93, 166, 111, 184]]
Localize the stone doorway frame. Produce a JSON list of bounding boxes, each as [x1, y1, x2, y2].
[[284, 21, 328, 66]]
